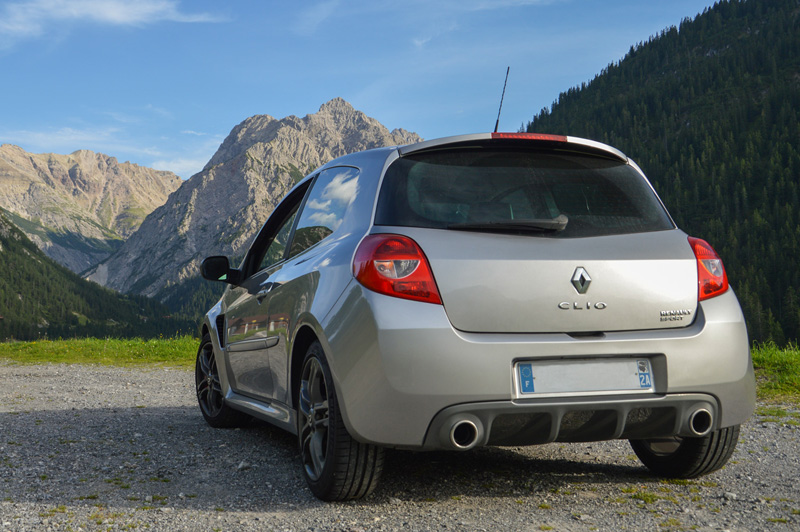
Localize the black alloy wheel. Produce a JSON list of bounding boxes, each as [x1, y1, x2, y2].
[[297, 341, 384, 501], [299, 353, 329, 482], [195, 334, 248, 428]]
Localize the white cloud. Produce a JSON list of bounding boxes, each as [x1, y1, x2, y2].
[[293, 0, 339, 37], [1, 125, 127, 153], [143, 104, 174, 119], [406, 0, 560, 49], [0, 124, 219, 178], [321, 170, 358, 206], [104, 111, 142, 124], [0, 0, 223, 47], [307, 198, 332, 211], [412, 36, 431, 48], [458, 0, 558, 10], [308, 211, 342, 231], [151, 135, 223, 178], [150, 156, 209, 178], [411, 21, 458, 49]]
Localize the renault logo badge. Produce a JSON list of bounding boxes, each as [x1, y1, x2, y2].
[[571, 267, 591, 294]]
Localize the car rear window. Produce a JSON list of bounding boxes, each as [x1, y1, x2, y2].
[[374, 147, 674, 238]]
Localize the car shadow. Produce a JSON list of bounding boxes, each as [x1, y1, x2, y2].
[[374, 444, 649, 503]]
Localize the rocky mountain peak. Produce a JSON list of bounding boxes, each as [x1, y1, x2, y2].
[[203, 114, 279, 172], [316, 97, 358, 122], [88, 99, 422, 298], [203, 98, 412, 173]]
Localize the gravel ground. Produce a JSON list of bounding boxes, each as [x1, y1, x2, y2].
[[0, 362, 798, 532]]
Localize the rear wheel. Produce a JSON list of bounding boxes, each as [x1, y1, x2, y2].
[[297, 341, 384, 501], [630, 424, 740, 478], [195, 333, 249, 428]]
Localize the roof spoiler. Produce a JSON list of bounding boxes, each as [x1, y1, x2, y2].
[[398, 132, 628, 162]]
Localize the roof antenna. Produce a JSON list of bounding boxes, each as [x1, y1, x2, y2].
[[494, 66, 510, 133]]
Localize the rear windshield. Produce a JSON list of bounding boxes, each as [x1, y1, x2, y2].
[[374, 147, 674, 238]]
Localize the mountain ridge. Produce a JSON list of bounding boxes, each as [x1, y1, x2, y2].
[[0, 144, 181, 273], [87, 98, 422, 298]]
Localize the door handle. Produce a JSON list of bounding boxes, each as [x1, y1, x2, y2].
[[256, 282, 273, 303]]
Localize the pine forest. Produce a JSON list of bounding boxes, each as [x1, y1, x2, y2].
[[526, 0, 800, 344]]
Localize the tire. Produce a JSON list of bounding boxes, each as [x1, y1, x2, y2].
[[195, 333, 249, 428], [630, 424, 740, 479], [297, 341, 384, 501]]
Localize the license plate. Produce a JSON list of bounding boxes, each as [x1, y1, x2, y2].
[[516, 358, 654, 397]]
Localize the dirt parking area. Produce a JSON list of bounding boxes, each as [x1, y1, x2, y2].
[[1, 363, 798, 531]]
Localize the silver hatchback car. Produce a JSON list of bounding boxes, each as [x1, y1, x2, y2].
[[197, 133, 755, 501]]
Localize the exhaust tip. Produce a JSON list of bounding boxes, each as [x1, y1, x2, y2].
[[689, 408, 713, 436], [450, 420, 479, 450]]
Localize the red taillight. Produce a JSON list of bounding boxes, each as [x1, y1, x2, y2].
[[353, 234, 442, 304], [491, 132, 568, 142], [688, 237, 729, 301]]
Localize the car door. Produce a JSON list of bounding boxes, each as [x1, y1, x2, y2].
[[260, 166, 361, 404], [224, 182, 309, 399]]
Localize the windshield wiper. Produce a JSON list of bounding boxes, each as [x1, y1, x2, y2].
[[448, 214, 568, 233]]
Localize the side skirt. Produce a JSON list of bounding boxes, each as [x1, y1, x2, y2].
[[225, 391, 297, 435]]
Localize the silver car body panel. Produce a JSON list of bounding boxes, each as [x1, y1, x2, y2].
[[200, 134, 755, 451], [384, 226, 698, 333]]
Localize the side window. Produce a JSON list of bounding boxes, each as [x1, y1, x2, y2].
[[288, 167, 359, 258], [246, 181, 312, 276], [258, 208, 299, 272]]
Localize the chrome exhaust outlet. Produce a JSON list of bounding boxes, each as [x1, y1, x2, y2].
[[688, 408, 713, 437], [449, 420, 479, 450]]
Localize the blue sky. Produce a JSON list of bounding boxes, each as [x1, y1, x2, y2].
[[0, 0, 717, 179]]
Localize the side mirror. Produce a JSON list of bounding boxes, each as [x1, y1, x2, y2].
[[201, 256, 241, 284]]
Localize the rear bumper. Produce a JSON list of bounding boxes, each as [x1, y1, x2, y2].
[[422, 393, 720, 451], [322, 284, 755, 449]]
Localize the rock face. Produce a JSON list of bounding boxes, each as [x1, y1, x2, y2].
[[0, 145, 181, 273], [87, 98, 421, 298]]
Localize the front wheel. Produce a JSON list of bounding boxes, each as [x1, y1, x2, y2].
[[297, 341, 384, 501], [630, 424, 740, 478], [195, 334, 249, 428]]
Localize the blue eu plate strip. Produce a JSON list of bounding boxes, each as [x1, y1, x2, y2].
[[518, 363, 535, 393]]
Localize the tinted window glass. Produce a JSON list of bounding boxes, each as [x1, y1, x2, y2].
[[289, 166, 359, 257], [258, 208, 299, 272], [375, 148, 673, 238]]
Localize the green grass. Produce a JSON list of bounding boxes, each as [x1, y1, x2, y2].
[[754, 406, 800, 427], [0, 336, 197, 368], [751, 342, 800, 401]]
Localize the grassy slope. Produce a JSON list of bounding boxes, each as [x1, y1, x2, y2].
[[0, 336, 197, 368], [751, 342, 800, 402]]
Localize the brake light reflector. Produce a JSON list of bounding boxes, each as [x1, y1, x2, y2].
[[491, 132, 568, 142], [353, 234, 442, 304], [688, 237, 729, 301]]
